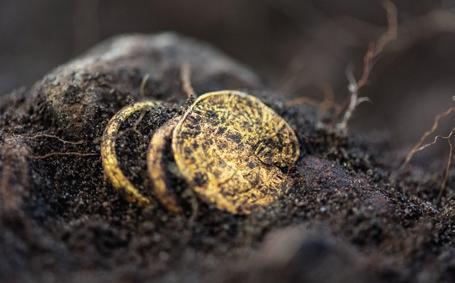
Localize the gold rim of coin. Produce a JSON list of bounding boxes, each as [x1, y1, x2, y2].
[[147, 116, 183, 214], [101, 100, 163, 206], [172, 90, 300, 214]]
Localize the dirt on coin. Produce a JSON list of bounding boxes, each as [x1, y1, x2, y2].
[[172, 91, 300, 214]]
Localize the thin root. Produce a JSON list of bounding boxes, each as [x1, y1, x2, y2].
[[25, 133, 85, 145], [356, 0, 398, 89], [140, 74, 150, 97], [335, 67, 372, 132], [29, 152, 97, 160], [336, 0, 397, 133], [180, 63, 196, 100], [402, 128, 455, 201], [438, 129, 454, 200], [400, 105, 455, 201], [401, 107, 455, 170]]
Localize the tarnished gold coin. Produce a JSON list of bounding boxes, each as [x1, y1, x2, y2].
[[172, 90, 300, 214], [147, 116, 183, 214], [101, 100, 165, 206]]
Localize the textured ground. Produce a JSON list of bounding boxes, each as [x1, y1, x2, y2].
[[0, 33, 453, 283]]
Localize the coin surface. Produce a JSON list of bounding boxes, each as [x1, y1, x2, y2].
[[172, 90, 300, 214]]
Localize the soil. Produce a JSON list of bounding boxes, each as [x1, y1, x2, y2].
[[0, 33, 454, 283]]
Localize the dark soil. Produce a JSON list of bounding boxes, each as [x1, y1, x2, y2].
[[0, 33, 453, 283]]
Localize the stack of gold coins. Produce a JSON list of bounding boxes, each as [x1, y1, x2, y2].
[[101, 90, 300, 215]]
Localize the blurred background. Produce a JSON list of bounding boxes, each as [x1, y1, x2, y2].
[[0, 0, 454, 158]]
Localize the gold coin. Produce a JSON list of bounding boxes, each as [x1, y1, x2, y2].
[[147, 116, 183, 214], [172, 90, 300, 214], [101, 100, 165, 206]]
